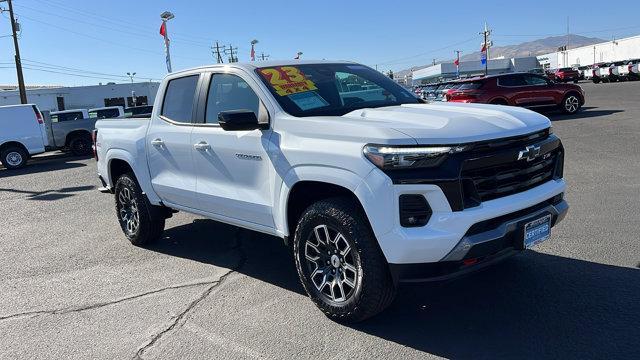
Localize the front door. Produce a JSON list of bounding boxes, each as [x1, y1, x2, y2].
[[191, 71, 275, 228], [147, 74, 200, 208], [521, 74, 556, 106]]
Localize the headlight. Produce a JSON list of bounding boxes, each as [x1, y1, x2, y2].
[[363, 144, 466, 170]]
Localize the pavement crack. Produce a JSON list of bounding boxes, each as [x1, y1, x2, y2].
[[0, 280, 217, 322], [133, 227, 248, 359]]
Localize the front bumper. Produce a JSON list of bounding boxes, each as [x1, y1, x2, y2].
[[389, 196, 568, 283]]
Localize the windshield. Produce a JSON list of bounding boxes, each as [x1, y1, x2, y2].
[[255, 63, 419, 117]]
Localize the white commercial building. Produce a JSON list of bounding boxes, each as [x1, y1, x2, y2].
[[412, 56, 540, 84], [0, 82, 160, 112], [537, 34, 640, 69]]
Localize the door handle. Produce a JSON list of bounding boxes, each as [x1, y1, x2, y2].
[[193, 141, 210, 151], [151, 138, 164, 147]]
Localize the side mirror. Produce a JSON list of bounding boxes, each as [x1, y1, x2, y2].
[[218, 110, 267, 131]]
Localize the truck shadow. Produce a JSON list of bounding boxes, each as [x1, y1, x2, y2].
[[152, 219, 639, 359]]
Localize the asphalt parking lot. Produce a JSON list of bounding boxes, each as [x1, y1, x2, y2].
[[1, 81, 638, 359]]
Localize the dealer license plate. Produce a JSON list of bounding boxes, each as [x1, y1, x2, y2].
[[523, 214, 551, 249]]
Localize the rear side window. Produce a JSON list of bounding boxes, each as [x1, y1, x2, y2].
[[90, 108, 120, 119], [498, 75, 526, 87], [161, 75, 199, 123], [53, 112, 84, 122], [458, 81, 483, 90]]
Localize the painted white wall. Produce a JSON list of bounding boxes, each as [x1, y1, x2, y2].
[[0, 82, 160, 111], [537, 34, 640, 68]]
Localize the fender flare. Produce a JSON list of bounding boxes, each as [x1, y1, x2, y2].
[[104, 148, 162, 205], [273, 165, 369, 237]]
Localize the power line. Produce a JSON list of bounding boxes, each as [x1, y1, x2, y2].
[[21, 59, 162, 80], [375, 35, 481, 66]]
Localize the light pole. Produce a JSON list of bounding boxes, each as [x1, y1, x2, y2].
[[295, 51, 303, 60], [126, 72, 137, 106], [160, 11, 174, 73]]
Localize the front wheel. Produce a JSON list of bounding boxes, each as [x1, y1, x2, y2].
[[114, 173, 165, 246], [561, 94, 581, 114], [0, 146, 28, 169], [293, 198, 396, 323]]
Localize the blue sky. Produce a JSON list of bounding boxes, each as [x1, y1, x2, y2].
[[1, 0, 639, 86]]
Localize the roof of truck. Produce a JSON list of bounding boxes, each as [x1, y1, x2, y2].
[[170, 60, 359, 76]]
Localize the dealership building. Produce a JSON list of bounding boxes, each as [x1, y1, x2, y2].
[[537, 34, 640, 69], [0, 81, 160, 112], [412, 56, 540, 84]]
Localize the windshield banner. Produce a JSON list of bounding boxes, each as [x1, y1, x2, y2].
[[259, 66, 318, 96]]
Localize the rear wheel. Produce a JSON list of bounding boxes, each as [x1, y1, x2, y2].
[[69, 134, 92, 156], [490, 99, 508, 105], [114, 173, 165, 246], [561, 94, 581, 114], [293, 197, 396, 323], [0, 146, 28, 169]]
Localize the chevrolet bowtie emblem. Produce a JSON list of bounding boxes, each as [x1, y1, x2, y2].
[[517, 145, 541, 162]]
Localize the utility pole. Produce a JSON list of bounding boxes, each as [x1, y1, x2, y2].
[[259, 52, 270, 61], [224, 44, 238, 63], [160, 11, 174, 73], [480, 22, 492, 76], [1, 0, 27, 103], [212, 41, 224, 63]]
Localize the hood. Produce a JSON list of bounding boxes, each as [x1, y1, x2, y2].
[[341, 102, 551, 144]]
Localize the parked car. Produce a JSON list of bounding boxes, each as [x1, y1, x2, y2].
[[628, 59, 640, 80], [553, 68, 580, 83], [592, 63, 613, 83], [124, 105, 154, 118], [50, 109, 89, 122], [607, 61, 627, 82], [421, 84, 440, 101], [0, 104, 48, 169], [446, 72, 585, 114], [89, 106, 124, 119], [95, 60, 568, 322], [577, 65, 591, 80], [44, 109, 97, 156]]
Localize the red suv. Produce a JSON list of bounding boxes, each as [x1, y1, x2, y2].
[[446, 73, 585, 114], [552, 67, 580, 83]]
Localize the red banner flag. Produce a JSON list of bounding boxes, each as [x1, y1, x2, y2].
[[159, 22, 167, 37]]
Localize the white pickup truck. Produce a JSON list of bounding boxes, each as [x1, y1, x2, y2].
[[95, 61, 568, 322]]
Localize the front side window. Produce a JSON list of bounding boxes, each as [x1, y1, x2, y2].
[[256, 63, 419, 117], [161, 75, 199, 123], [92, 108, 120, 119], [205, 74, 260, 124], [523, 75, 548, 86]]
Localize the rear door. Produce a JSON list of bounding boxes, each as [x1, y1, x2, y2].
[[147, 74, 201, 208], [521, 74, 556, 106], [190, 70, 275, 228], [496, 74, 527, 105]]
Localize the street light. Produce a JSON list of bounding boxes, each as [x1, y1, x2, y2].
[[160, 11, 174, 73], [126, 72, 137, 106]]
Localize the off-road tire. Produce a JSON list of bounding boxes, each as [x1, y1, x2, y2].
[[114, 173, 165, 246], [293, 197, 396, 323], [0, 146, 28, 169]]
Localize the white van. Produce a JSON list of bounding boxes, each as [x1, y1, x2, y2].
[[0, 104, 48, 169], [88, 106, 124, 119]]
